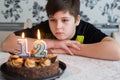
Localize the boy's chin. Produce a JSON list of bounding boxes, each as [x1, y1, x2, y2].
[[56, 37, 64, 40], [56, 37, 68, 40]]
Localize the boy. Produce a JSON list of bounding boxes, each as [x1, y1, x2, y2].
[[1, 0, 120, 60]]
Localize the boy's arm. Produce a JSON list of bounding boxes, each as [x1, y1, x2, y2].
[[1, 33, 80, 54], [1, 33, 38, 53], [50, 37, 120, 60], [1, 33, 21, 53], [71, 37, 120, 60]]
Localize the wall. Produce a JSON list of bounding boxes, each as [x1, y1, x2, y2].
[[0, 0, 47, 23], [0, 0, 120, 49], [80, 0, 120, 24], [0, 0, 120, 24]]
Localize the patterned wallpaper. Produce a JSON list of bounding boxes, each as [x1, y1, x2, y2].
[[0, 0, 120, 25], [80, 0, 120, 24]]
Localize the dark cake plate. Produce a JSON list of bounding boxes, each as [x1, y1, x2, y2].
[[0, 61, 66, 80]]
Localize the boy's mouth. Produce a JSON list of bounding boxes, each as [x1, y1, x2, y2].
[[55, 32, 64, 35], [56, 31, 63, 34]]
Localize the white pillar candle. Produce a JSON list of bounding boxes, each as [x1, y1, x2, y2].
[[17, 32, 30, 56]]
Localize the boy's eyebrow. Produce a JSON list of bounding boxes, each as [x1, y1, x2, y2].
[[49, 16, 71, 19]]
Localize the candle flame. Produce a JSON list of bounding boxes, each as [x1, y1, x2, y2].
[[22, 32, 25, 39], [37, 29, 41, 40]]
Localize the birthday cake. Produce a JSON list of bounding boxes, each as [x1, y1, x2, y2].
[[2, 30, 60, 79], [4, 53, 59, 79]]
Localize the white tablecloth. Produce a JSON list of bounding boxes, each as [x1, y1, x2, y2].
[[0, 51, 120, 80]]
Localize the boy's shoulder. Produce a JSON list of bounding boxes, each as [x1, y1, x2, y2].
[[79, 20, 93, 26], [36, 20, 49, 27]]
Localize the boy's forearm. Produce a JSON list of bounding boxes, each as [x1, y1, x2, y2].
[[43, 39, 56, 49], [1, 36, 55, 53], [27, 38, 56, 51], [1, 33, 20, 53], [72, 40, 120, 60]]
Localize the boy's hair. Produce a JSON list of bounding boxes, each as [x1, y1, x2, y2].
[[46, 0, 80, 19]]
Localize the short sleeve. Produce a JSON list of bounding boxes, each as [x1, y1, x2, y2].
[[84, 23, 107, 43]]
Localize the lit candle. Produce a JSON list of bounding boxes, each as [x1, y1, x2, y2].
[[33, 29, 47, 58], [17, 32, 30, 56]]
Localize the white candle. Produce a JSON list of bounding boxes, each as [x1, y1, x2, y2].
[[33, 29, 47, 58], [17, 32, 30, 56]]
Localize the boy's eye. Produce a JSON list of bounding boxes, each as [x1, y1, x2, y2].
[[49, 19, 69, 23], [62, 19, 69, 22]]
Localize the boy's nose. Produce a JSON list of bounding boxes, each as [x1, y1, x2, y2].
[[56, 22, 63, 28]]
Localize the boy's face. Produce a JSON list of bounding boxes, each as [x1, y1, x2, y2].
[[48, 11, 80, 40]]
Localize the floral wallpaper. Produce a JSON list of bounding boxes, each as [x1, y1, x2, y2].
[[0, 0, 47, 23], [0, 0, 120, 25], [80, 0, 120, 24]]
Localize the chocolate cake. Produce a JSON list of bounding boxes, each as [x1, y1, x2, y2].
[[2, 33, 60, 79], [4, 53, 59, 79]]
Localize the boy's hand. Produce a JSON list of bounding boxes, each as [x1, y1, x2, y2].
[[52, 40, 80, 55]]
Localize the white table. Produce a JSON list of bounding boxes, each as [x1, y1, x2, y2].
[[1, 51, 120, 80]]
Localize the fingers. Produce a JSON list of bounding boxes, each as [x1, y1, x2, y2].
[[50, 48, 67, 54], [50, 48, 74, 55], [62, 46, 74, 55], [67, 43, 80, 50], [66, 41, 80, 50], [50, 40, 80, 55]]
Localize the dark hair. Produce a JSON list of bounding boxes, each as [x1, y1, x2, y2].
[[46, 0, 80, 19]]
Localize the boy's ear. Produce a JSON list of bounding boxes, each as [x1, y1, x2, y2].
[[75, 15, 80, 26]]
